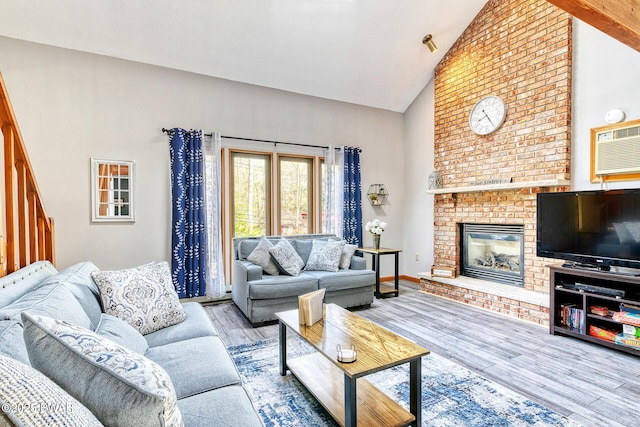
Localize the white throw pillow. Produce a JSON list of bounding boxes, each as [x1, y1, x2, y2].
[[305, 240, 346, 272], [339, 243, 358, 270], [91, 262, 186, 335], [246, 237, 280, 275], [22, 313, 183, 427], [269, 238, 304, 276], [0, 354, 103, 427]]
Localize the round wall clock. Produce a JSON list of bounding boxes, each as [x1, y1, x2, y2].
[[469, 96, 506, 135]]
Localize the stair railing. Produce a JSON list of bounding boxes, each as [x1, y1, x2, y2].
[[0, 73, 55, 276]]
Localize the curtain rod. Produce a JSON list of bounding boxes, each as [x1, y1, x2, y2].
[[161, 128, 342, 150]]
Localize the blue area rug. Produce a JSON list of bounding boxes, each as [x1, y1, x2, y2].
[[228, 337, 581, 427]]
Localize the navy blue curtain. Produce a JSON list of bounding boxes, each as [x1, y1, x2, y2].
[[169, 128, 208, 298], [343, 146, 363, 246]]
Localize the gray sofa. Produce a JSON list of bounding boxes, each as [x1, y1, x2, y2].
[[0, 260, 262, 427], [232, 234, 375, 326]]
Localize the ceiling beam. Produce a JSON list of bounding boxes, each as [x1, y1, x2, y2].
[[546, 0, 640, 52]]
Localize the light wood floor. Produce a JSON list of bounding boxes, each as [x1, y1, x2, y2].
[[205, 281, 640, 427]]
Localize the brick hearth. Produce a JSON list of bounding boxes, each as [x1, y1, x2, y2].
[[421, 0, 572, 324], [418, 273, 550, 326]]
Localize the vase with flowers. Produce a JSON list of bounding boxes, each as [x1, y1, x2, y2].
[[365, 218, 387, 249]]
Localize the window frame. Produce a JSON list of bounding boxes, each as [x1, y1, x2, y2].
[[225, 146, 329, 286], [229, 149, 274, 238], [276, 154, 316, 235]]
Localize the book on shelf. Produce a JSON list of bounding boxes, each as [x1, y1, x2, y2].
[[589, 325, 617, 342], [620, 303, 640, 315], [560, 303, 584, 332], [615, 333, 640, 349], [589, 305, 611, 317], [560, 303, 574, 327], [612, 311, 640, 327], [298, 288, 325, 326], [623, 324, 640, 338]]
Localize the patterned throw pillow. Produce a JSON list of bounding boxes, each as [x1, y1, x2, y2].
[[269, 238, 305, 276], [305, 240, 346, 272], [22, 313, 183, 427], [246, 237, 280, 275], [339, 243, 358, 270], [91, 262, 186, 335], [0, 354, 103, 427]]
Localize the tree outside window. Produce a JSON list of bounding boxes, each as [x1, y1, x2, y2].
[[279, 156, 313, 235], [231, 152, 271, 237]]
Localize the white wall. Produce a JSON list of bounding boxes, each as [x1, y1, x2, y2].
[[401, 80, 435, 276], [0, 36, 404, 274], [572, 20, 640, 190]]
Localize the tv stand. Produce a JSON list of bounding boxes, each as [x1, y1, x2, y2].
[[549, 264, 640, 356]]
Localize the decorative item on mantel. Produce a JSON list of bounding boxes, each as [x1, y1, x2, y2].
[[367, 184, 388, 206], [431, 265, 457, 278], [428, 171, 443, 190], [365, 218, 386, 249]]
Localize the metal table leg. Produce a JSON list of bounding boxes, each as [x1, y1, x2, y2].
[[374, 253, 381, 298], [279, 320, 287, 376], [344, 373, 357, 427], [394, 251, 400, 296], [409, 357, 422, 426]]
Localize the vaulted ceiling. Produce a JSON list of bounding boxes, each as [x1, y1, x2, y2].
[[2, 1, 637, 113], [0, 0, 488, 112]]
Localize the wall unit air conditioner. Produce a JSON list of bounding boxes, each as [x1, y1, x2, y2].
[[594, 122, 640, 175]]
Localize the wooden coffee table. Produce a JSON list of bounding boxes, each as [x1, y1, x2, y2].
[[276, 303, 429, 427]]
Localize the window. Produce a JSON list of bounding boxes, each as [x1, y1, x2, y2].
[[226, 146, 335, 284], [230, 151, 272, 237], [278, 156, 313, 235]]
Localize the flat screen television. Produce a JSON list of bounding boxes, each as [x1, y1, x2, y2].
[[537, 189, 640, 271]]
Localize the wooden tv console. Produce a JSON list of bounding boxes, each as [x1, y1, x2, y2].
[[549, 264, 640, 356]]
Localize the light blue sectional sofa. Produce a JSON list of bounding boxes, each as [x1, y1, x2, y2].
[[0, 260, 262, 427], [232, 234, 375, 326]]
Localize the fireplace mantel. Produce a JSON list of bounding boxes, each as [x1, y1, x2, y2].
[[426, 178, 570, 195]]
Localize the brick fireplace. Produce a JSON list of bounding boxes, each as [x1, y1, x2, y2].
[[418, 0, 573, 326]]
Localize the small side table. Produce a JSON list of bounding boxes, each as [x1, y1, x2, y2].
[[358, 247, 402, 298]]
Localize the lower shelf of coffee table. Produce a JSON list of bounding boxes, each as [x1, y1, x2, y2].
[[287, 352, 414, 427]]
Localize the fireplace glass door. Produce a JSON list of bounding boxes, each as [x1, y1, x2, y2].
[[461, 224, 525, 286]]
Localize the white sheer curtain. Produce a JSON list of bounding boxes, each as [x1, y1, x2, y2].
[[324, 145, 344, 237], [204, 132, 226, 298]]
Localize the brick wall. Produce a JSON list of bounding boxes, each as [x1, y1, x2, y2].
[[430, 0, 572, 293], [420, 280, 550, 325]]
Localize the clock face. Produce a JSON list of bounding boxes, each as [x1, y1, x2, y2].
[[469, 96, 506, 135]]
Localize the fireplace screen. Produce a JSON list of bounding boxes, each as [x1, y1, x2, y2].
[[460, 224, 524, 286]]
